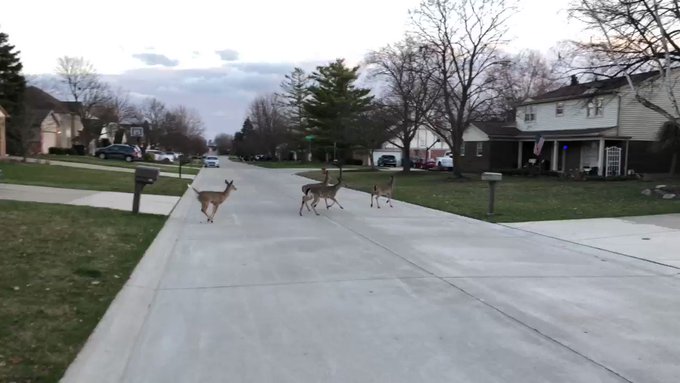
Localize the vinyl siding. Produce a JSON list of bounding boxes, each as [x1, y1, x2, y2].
[[619, 72, 680, 141], [517, 95, 619, 132]]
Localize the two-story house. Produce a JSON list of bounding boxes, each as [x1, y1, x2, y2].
[[515, 71, 675, 176], [23, 86, 85, 154]]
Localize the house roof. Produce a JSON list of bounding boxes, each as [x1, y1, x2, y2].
[[470, 121, 521, 137], [24, 86, 70, 114], [513, 127, 630, 140], [522, 71, 661, 105]]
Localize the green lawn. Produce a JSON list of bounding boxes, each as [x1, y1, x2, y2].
[[0, 201, 166, 382], [0, 163, 189, 196], [38, 155, 201, 174], [299, 170, 680, 222]]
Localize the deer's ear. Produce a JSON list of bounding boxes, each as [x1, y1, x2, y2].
[[225, 179, 229, 184]]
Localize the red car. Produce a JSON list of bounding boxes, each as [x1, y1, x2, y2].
[[421, 159, 437, 170]]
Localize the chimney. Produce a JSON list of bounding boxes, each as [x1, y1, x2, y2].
[[570, 75, 579, 86]]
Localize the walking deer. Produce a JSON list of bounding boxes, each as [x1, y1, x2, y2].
[[371, 175, 395, 208], [189, 179, 237, 223], [300, 166, 344, 216]]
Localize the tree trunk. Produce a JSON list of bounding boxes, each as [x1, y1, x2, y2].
[[369, 149, 375, 169], [670, 152, 678, 175], [402, 143, 411, 172]]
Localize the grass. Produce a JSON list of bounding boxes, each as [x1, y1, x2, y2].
[[0, 201, 166, 382], [299, 170, 680, 222], [37, 155, 201, 174], [0, 163, 189, 196]]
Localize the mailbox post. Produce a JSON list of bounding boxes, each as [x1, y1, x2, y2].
[[178, 155, 191, 179], [481, 172, 502, 216], [133, 167, 160, 214]]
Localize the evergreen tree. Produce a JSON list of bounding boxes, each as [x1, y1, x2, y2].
[[303, 59, 373, 160], [0, 30, 27, 154]]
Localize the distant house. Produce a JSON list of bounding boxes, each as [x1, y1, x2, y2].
[[23, 86, 84, 154], [0, 104, 8, 157]]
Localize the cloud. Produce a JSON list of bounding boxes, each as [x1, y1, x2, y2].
[[132, 53, 179, 67], [216, 49, 239, 61]]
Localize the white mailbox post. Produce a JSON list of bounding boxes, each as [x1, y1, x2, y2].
[[481, 172, 502, 216]]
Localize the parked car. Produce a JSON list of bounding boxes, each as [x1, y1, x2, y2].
[[203, 156, 220, 168], [421, 159, 437, 170], [436, 152, 453, 170], [94, 144, 141, 162], [402, 157, 423, 168], [146, 150, 175, 163], [377, 154, 397, 167]]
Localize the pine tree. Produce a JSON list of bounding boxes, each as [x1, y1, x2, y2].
[[303, 59, 373, 160], [0, 30, 27, 154]]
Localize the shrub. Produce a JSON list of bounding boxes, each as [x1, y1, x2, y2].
[[48, 147, 74, 155]]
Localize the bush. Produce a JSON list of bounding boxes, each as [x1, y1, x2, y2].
[[143, 153, 156, 162], [344, 158, 364, 166], [72, 145, 86, 155]]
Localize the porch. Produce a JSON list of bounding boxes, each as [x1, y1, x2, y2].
[[515, 129, 631, 177]]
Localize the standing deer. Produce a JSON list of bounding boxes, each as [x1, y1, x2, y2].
[[371, 175, 395, 208], [189, 179, 237, 223], [300, 165, 344, 216]]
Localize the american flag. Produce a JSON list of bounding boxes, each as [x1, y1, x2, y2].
[[533, 135, 545, 156]]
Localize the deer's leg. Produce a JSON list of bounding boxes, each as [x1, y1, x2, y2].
[[200, 201, 211, 222], [209, 203, 219, 222], [330, 197, 344, 210], [376, 193, 381, 209], [326, 198, 335, 209], [311, 194, 321, 215], [370, 191, 374, 207], [300, 194, 312, 216], [387, 193, 393, 208]]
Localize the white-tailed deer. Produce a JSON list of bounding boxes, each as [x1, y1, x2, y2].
[[371, 175, 395, 208], [189, 179, 237, 223], [300, 166, 344, 216]]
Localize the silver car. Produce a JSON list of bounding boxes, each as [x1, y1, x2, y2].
[[203, 156, 220, 168]]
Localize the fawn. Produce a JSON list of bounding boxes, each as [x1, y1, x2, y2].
[[371, 175, 395, 208], [189, 179, 237, 223]]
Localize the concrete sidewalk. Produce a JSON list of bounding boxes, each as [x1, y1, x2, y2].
[[62, 158, 680, 383], [11, 156, 195, 179], [0, 183, 179, 215], [506, 214, 680, 268]]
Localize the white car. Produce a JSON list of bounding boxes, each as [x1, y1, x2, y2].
[[436, 151, 453, 170], [146, 149, 175, 163], [203, 156, 220, 168]]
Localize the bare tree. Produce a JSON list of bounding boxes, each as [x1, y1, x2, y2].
[[569, 0, 680, 173], [55, 56, 111, 146], [140, 98, 167, 146], [488, 50, 560, 121], [214, 133, 234, 155], [249, 94, 288, 158], [366, 37, 441, 171], [411, 0, 515, 177]]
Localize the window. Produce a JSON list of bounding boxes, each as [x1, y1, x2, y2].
[[524, 105, 535, 121], [587, 98, 604, 117], [556, 102, 564, 116], [476, 142, 483, 157], [460, 142, 465, 156]]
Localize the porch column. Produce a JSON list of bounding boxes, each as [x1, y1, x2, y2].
[[517, 141, 523, 169], [624, 140, 630, 175], [597, 138, 605, 176], [551, 140, 559, 171]]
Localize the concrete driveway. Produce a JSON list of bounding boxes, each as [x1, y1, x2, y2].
[[63, 158, 680, 383]]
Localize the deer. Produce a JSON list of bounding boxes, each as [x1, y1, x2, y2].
[[189, 179, 237, 223], [300, 165, 344, 216], [370, 175, 395, 208]]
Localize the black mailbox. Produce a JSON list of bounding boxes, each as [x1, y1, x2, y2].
[[132, 166, 160, 213], [135, 167, 160, 185]]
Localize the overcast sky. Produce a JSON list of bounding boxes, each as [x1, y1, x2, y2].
[[2, 0, 586, 138]]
